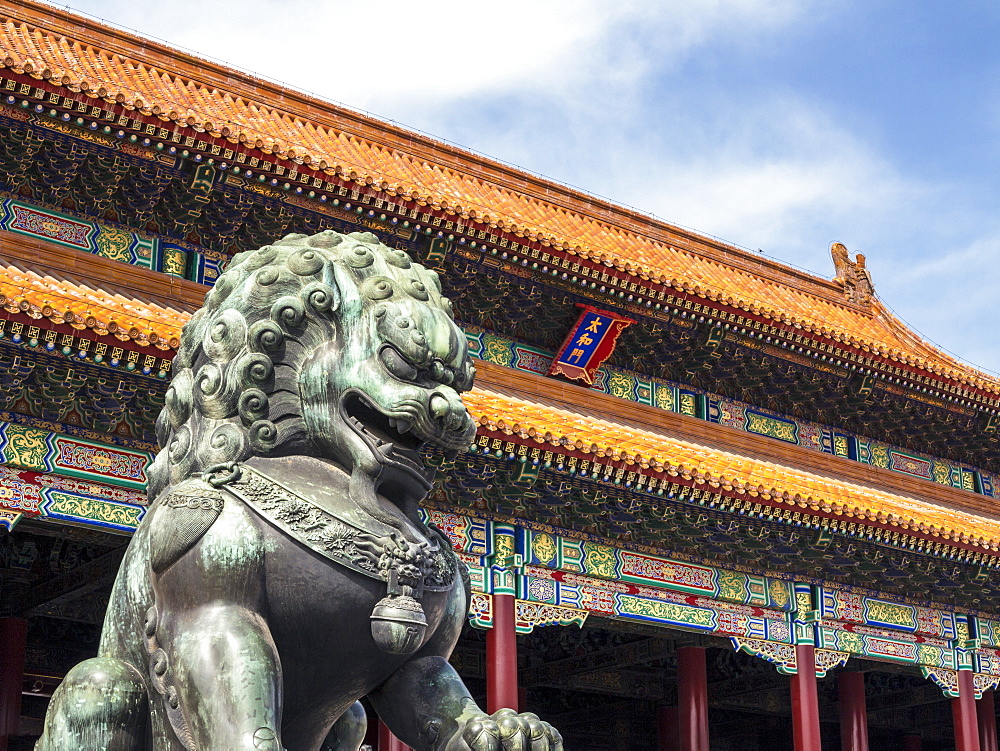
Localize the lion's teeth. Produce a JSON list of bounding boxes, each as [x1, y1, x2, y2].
[[396, 419, 411, 434], [377, 443, 394, 456]]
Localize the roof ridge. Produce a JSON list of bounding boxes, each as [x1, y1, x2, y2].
[[0, 0, 843, 292]]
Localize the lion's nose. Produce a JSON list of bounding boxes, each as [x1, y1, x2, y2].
[[430, 393, 450, 421], [430, 392, 466, 432]]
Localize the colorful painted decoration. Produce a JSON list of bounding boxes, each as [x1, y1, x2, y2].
[[0, 197, 154, 268], [466, 326, 997, 498], [548, 306, 634, 385], [0, 465, 146, 533], [416, 506, 1000, 675], [0, 423, 152, 490]]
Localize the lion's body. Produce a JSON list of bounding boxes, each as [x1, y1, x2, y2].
[[89, 456, 464, 751], [36, 231, 561, 751]]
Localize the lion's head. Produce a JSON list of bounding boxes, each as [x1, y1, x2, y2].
[[148, 230, 476, 502]]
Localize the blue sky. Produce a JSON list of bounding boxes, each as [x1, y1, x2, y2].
[[57, 0, 1000, 374]]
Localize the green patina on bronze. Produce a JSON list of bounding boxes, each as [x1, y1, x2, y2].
[[37, 230, 563, 751]]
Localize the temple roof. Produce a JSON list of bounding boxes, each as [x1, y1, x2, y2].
[[0, 0, 997, 395], [0, 232, 196, 349], [465, 379, 1000, 552], [0, 239, 996, 555]]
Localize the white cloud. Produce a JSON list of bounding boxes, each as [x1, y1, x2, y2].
[[879, 233, 1000, 376], [61, 0, 820, 113], [430, 87, 921, 276], [615, 98, 925, 270]]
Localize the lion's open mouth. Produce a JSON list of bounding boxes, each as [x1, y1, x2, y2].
[[341, 391, 426, 476]]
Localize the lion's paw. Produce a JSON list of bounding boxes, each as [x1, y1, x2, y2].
[[446, 708, 563, 751]]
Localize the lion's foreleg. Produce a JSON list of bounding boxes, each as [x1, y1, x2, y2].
[[370, 577, 561, 751], [367, 564, 475, 750], [372, 658, 562, 751], [155, 604, 283, 750], [369, 656, 475, 750], [150, 499, 284, 750], [35, 656, 148, 751]]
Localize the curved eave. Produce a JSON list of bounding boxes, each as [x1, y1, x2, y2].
[[0, 0, 996, 397], [0, 238, 996, 555], [469, 362, 1000, 556], [0, 230, 199, 349]]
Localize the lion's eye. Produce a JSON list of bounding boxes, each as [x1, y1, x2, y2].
[[379, 346, 419, 382], [453, 362, 475, 391]]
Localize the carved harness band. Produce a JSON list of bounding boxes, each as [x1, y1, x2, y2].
[[171, 462, 457, 655], [217, 463, 455, 592]]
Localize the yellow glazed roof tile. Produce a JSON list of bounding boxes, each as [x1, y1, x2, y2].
[[462, 387, 1000, 551], [0, 256, 188, 348], [0, 250, 996, 551], [0, 1, 996, 393]]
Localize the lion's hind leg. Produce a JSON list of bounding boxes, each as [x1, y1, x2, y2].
[[36, 656, 148, 751], [319, 701, 367, 751]]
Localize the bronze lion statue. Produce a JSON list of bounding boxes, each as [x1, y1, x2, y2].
[[37, 230, 563, 751]]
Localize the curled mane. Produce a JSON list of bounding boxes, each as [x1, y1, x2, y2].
[[147, 229, 452, 500]]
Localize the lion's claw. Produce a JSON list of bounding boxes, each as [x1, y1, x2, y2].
[[449, 708, 562, 751], [464, 717, 499, 750]]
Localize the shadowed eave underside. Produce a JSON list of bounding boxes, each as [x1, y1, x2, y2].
[[1, 247, 996, 556]]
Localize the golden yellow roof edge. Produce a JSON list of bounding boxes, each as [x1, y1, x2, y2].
[[866, 300, 1000, 391], [0, 235, 995, 548], [0, 0, 867, 302], [465, 384, 1000, 552], [0, 232, 202, 348], [474, 359, 997, 517]]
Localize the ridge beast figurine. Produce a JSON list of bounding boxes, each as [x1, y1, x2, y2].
[[37, 230, 563, 751]]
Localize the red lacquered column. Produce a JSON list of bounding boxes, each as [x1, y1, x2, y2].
[[378, 719, 410, 751], [658, 706, 680, 751], [979, 690, 998, 751], [902, 735, 922, 751], [953, 670, 982, 751], [790, 644, 822, 751], [677, 646, 709, 751], [487, 593, 518, 714], [0, 618, 27, 751], [839, 670, 869, 751]]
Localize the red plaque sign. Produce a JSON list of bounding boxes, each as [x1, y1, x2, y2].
[[548, 305, 635, 386]]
